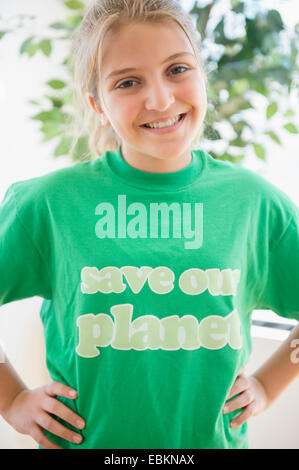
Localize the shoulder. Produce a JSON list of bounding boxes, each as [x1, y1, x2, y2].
[[199, 149, 271, 190], [8, 154, 109, 208], [199, 150, 298, 217]]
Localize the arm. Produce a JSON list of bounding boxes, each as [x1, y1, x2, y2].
[[0, 353, 28, 417], [251, 322, 299, 408], [223, 323, 299, 427], [0, 353, 85, 449]]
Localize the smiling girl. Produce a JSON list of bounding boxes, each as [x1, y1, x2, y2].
[[0, 0, 298, 450]]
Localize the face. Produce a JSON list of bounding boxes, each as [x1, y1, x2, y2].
[[90, 20, 207, 172]]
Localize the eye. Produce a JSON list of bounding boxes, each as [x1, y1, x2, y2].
[[169, 65, 190, 75], [115, 65, 190, 90], [116, 79, 138, 90]]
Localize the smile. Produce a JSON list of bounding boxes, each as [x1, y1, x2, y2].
[[140, 113, 187, 135]]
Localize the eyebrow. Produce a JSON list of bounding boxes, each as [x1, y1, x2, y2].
[[105, 51, 195, 81]]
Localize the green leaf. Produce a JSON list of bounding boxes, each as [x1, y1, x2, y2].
[[218, 96, 253, 119], [61, 92, 73, 105], [203, 124, 221, 140], [230, 0, 244, 14], [0, 31, 9, 40], [40, 121, 64, 142], [47, 80, 66, 90], [50, 22, 70, 30], [214, 17, 225, 45], [218, 152, 245, 163], [64, 0, 85, 10], [283, 109, 295, 118], [62, 56, 73, 67], [31, 109, 67, 124], [232, 121, 249, 135], [19, 36, 34, 55], [31, 110, 56, 122], [45, 96, 64, 108], [28, 99, 40, 106], [54, 137, 73, 156], [189, 4, 210, 37], [230, 137, 247, 147], [283, 123, 298, 134], [26, 42, 40, 57], [232, 154, 245, 163], [251, 81, 268, 96], [266, 102, 278, 119], [64, 15, 83, 30], [39, 39, 52, 57], [253, 144, 265, 160], [231, 79, 248, 95], [265, 131, 281, 145], [267, 9, 284, 32], [20, 37, 41, 57]]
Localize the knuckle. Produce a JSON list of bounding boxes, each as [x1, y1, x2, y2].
[[46, 380, 61, 396], [42, 395, 53, 410], [39, 413, 53, 430], [46, 397, 57, 413], [244, 388, 253, 401], [46, 381, 55, 392]]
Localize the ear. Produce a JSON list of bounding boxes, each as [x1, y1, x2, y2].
[[88, 95, 101, 113], [88, 95, 110, 126]]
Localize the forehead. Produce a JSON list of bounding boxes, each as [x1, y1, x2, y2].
[[101, 20, 194, 78]]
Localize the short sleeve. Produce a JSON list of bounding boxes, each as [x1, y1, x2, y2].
[[255, 206, 299, 321], [0, 184, 52, 306]]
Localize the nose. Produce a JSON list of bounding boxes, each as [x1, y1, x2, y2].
[[144, 79, 175, 112]]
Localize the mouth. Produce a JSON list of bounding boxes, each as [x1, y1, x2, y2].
[[139, 113, 187, 134]]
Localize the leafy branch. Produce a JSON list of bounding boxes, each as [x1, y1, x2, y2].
[[0, 0, 298, 163]]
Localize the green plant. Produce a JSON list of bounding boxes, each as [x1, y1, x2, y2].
[[0, 0, 298, 162]]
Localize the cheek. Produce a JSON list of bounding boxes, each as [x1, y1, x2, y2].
[[111, 99, 138, 126], [192, 80, 207, 120], [180, 77, 206, 108]]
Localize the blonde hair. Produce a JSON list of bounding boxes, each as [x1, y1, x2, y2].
[[69, 0, 207, 161]]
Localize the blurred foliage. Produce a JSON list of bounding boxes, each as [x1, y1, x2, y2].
[[0, 0, 298, 162]]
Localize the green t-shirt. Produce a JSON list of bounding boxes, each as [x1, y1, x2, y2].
[[1, 146, 298, 449]]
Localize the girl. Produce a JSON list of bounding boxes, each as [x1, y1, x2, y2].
[[0, 0, 298, 450]]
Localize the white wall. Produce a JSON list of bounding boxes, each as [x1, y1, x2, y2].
[[0, 0, 298, 449]]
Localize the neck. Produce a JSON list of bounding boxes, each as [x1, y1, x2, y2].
[[120, 145, 192, 173]]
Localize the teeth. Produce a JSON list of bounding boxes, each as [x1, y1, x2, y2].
[[145, 114, 181, 129]]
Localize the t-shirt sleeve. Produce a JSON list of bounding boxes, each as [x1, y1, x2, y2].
[[0, 184, 52, 306], [254, 201, 299, 321]]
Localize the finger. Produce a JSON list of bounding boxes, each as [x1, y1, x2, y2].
[[226, 374, 250, 400], [230, 401, 256, 428], [237, 366, 246, 376], [36, 411, 83, 445], [42, 396, 85, 430], [223, 388, 254, 414], [31, 425, 63, 450], [45, 381, 78, 400]]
